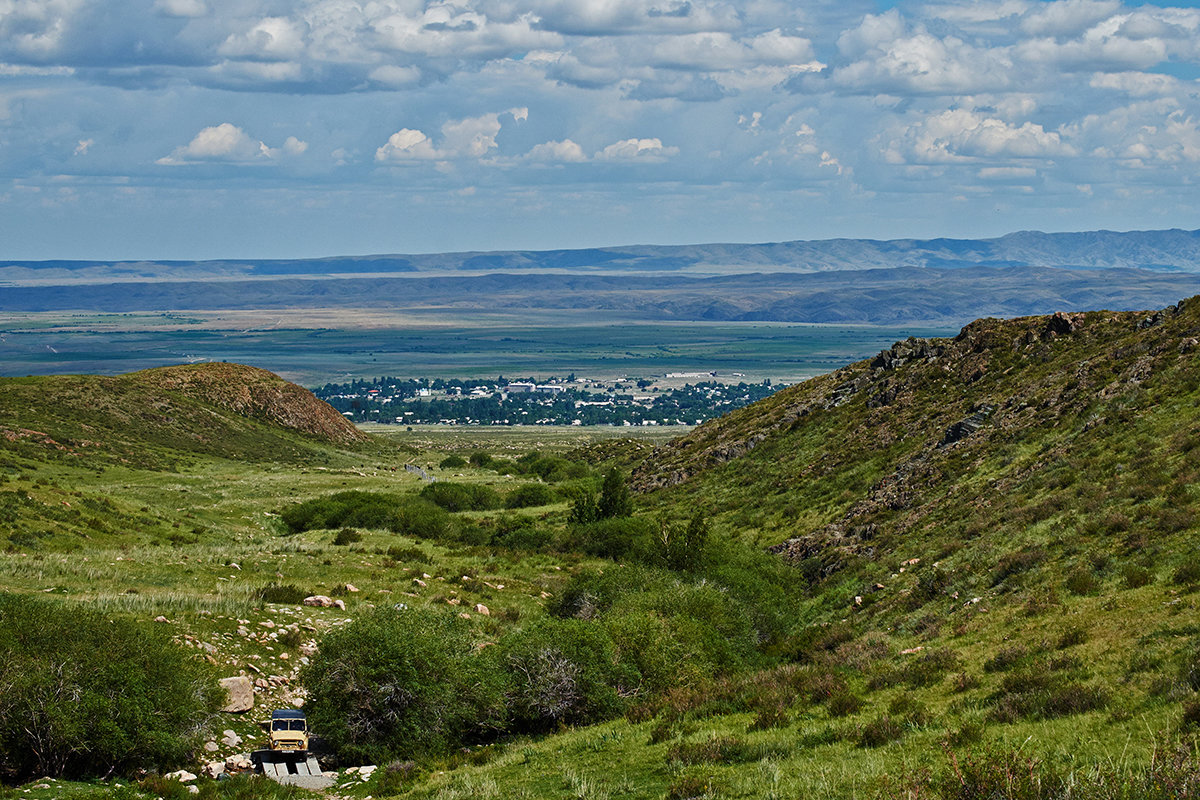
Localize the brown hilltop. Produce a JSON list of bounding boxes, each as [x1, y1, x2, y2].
[[131, 363, 368, 446]]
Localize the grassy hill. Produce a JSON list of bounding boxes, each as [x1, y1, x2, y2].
[[0, 362, 366, 469]]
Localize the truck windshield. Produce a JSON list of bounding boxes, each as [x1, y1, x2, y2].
[[273, 720, 306, 731]]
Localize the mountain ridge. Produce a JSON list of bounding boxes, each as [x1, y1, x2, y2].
[[5, 227, 1200, 283]]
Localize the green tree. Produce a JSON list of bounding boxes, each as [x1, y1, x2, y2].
[[597, 467, 632, 519]]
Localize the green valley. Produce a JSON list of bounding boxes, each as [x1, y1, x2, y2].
[[1, 299, 1199, 800]]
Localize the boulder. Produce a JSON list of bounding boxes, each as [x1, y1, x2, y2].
[[219, 676, 254, 712], [225, 754, 253, 772], [345, 583, 360, 593], [201, 761, 225, 779], [333, 599, 346, 611], [303, 595, 334, 607], [473, 604, 490, 616], [165, 770, 197, 783], [222, 729, 242, 748]]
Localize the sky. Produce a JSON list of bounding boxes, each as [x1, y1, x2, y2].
[[2, 0, 1200, 260]]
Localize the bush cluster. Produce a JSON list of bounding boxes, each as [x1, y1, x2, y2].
[[280, 491, 450, 539], [0, 594, 220, 780]]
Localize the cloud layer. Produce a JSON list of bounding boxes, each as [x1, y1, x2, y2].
[[3, 0, 1200, 258]]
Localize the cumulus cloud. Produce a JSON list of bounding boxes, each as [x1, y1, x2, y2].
[[73, 138, 93, 156], [375, 108, 529, 163], [527, 139, 588, 163], [884, 109, 1075, 164], [595, 138, 680, 162], [832, 11, 1015, 94], [157, 123, 307, 165]]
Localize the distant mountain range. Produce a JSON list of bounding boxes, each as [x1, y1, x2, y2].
[[5, 228, 1200, 285], [5, 228, 1200, 326]]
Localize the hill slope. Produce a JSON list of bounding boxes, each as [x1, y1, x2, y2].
[[635, 296, 1200, 589], [0, 362, 366, 469]]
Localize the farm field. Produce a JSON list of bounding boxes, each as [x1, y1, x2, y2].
[[0, 311, 955, 386]]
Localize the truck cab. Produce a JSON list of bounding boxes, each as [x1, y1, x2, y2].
[[268, 709, 309, 753]]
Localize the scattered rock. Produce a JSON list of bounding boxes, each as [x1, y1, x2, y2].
[[412, 578, 427, 588], [221, 730, 242, 748], [153, 615, 170, 623], [333, 599, 346, 611], [345, 583, 359, 593], [303, 595, 335, 607], [446, 597, 461, 606], [473, 604, 490, 616], [165, 770, 197, 783], [458, 612, 471, 619], [204, 741, 219, 752], [299, 643, 319, 657], [202, 761, 225, 779], [219, 676, 254, 712]]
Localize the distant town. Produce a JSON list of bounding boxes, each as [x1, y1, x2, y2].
[[312, 373, 785, 426]]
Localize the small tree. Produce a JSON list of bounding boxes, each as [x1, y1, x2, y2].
[[568, 492, 599, 525], [658, 510, 710, 572], [597, 468, 632, 520]]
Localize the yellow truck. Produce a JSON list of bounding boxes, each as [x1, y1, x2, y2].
[[253, 709, 323, 780], [268, 709, 309, 753]]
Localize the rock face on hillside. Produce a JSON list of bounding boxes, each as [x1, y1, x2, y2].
[[633, 295, 1200, 575], [136, 363, 367, 445]]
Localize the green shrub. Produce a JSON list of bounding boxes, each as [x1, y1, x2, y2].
[[1183, 698, 1200, 730], [991, 671, 1107, 722], [903, 649, 960, 688], [984, 645, 1032, 673], [468, 452, 493, 468], [419, 482, 501, 512], [438, 455, 467, 469], [565, 516, 656, 562], [1122, 564, 1154, 588], [859, 715, 905, 748], [1173, 560, 1200, 586], [1065, 568, 1100, 596], [1057, 625, 1089, 649], [828, 691, 863, 717], [332, 527, 361, 545], [505, 484, 557, 509], [991, 548, 1048, 587], [385, 545, 431, 565], [0, 594, 220, 780], [491, 516, 553, 550], [301, 606, 504, 763], [280, 492, 451, 539], [258, 583, 309, 604], [667, 735, 786, 765], [496, 617, 637, 732]]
